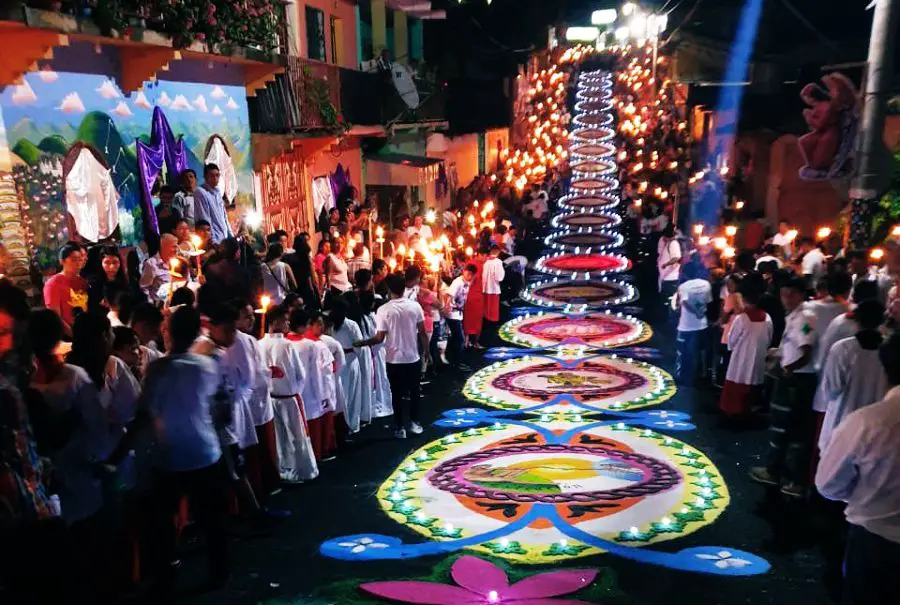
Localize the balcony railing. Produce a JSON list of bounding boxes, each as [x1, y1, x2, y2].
[[249, 56, 343, 133]]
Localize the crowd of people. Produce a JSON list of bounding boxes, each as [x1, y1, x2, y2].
[[0, 157, 561, 602], [650, 213, 900, 602]]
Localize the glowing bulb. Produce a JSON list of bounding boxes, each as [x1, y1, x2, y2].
[[630, 526, 639, 536], [244, 210, 263, 229], [870, 247, 885, 261], [692, 224, 703, 235], [488, 591, 499, 603], [444, 522, 454, 533], [725, 225, 737, 237]]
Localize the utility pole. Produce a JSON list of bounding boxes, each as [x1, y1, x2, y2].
[[850, 0, 900, 248]]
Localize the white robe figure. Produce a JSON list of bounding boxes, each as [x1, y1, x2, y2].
[[364, 311, 393, 418], [320, 334, 347, 426], [258, 334, 318, 482], [192, 336, 258, 452], [291, 338, 335, 422], [813, 312, 858, 412], [331, 319, 365, 433], [725, 312, 773, 386], [219, 332, 262, 450], [354, 316, 376, 426], [817, 336, 888, 451]]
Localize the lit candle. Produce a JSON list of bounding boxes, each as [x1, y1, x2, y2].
[[692, 224, 703, 236], [258, 295, 271, 338], [870, 247, 885, 261], [725, 225, 737, 238], [190, 234, 204, 279], [816, 226, 831, 240], [166, 257, 180, 306]]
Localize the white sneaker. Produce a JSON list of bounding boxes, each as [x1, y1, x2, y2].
[[395, 428, 407, 439], [409, 422, 424, 435]]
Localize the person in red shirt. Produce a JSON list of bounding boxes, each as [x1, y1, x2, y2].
[[42, 241, 88, 338]]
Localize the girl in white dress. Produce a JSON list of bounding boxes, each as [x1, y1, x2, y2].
[[362, 291, 393, 418], [344, 291, 375, 426], [720, 283, 773, 418], [328, 299, 364, 434]]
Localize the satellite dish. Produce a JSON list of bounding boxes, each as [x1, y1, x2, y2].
[[392, 64, 421, 109]]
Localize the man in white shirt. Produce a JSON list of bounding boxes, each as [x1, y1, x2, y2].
[[798, 237, 827, 287], [405, 215, 433, 241], [805, 271, 851, 365], [444, 264, 476, 372], [751, 276, 818, 498], [674, 259, 712, 385], [109, 306, 228, 596], [657, 224, 681, 322], [816, 334, 900, 605], [771, 219, 795, 260], [355, 273, 429, 439], [139, 233, 180, 304], [754, 244, 784, 270]]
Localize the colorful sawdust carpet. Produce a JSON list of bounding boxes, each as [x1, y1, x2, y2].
[[500, 311, 651, 349], [463, 353, 674, 414], [544, 231, 624, 252], [522, 278, 636, 309], [366, 421, 730, 565], [534, 252, 631, 278], [557, 193, 620, 212], [551, 212, 621, 230]]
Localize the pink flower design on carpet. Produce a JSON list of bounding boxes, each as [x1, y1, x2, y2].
[[360, 555, 598, 604]]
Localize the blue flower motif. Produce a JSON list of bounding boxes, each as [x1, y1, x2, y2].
[[434, 418, 480, 428], [320, 534, 401, 560]]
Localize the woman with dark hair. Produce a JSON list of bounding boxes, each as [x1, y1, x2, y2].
[[85, 246, 128, 314], [0, 284, 63, 601], [204, 237, 253, 307], [284, 235, 319, 309], [262, 243, 297, 305], [30, 309, 115, 599]]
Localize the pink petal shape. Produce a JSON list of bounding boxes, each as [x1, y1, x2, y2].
[[503, 599, 591, 605], [360, 581, 482, 604], [506, 569, 599, 599], [451, 555, 510, 594]]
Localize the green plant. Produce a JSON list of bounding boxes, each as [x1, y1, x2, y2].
[[301, 66, 351, 135], [873, 151, 900, 242]]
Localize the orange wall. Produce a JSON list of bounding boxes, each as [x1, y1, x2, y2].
[[308, 140, 363, 197], [295, 0, 359, 69]]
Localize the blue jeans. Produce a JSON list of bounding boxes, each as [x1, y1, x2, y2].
[[676, 328, 707, 385]]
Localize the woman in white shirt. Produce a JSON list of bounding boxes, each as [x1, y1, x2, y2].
[[325, 239, 352, 295], [262, 243, 297, 305]]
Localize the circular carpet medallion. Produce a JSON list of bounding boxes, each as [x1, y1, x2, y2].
[[558, 193, 619, 212], [575, 100, 613, 114], [573, 113, 614, 128], [463, 355, 672, 412], [535, 252, 631, 277], [544, 230, 624, 252], [551, 212, 621, 230], [500, 311, 650, 349], [570, 159, 617, 175], [570, 142, 616, 159], [522, 278, 636, 310], [376, 421, 725, 563], [571, 127, 615, 143], [569, 177, 619, 193]]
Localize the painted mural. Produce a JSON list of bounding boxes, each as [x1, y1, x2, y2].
[[0, 70, 253, 271]]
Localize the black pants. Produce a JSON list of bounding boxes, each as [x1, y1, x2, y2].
[[446, 318, 465, 368], [844, 523, 900, 605], [150, 459, 229, 592], [387, 361, 422, 429], [0, 519, 69, 601], [765, 372, 817, 484], [660, 279, 679, 327]]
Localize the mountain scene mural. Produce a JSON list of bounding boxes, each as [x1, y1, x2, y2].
[[0, 71, 254, 254]]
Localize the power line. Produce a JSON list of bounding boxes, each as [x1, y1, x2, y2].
[[778, 0, 839, 49]]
